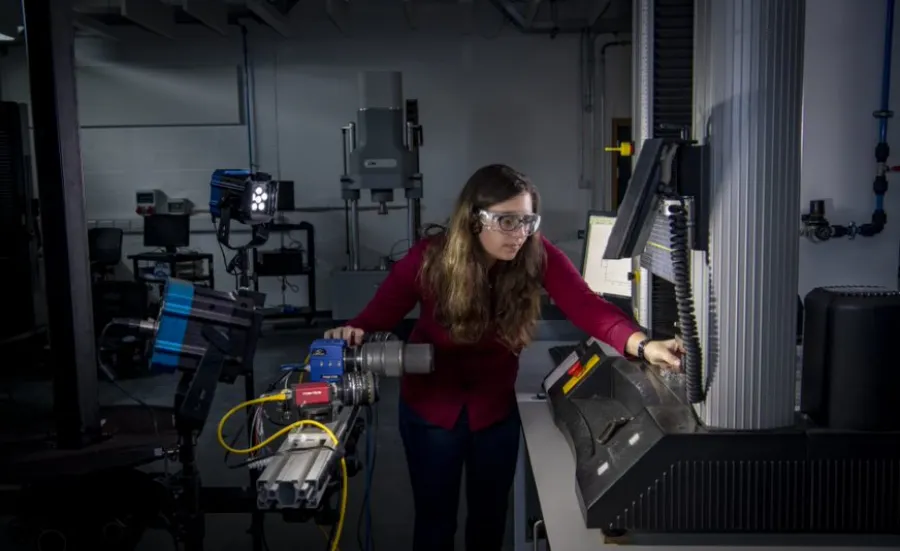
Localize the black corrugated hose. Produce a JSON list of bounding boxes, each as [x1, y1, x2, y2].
[[667, 200, 705, 404]]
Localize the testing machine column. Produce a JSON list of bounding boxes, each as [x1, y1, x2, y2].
[[693, 0, 806, 429]]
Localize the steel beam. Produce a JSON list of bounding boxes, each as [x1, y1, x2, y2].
[[245, 0, 292, 37], [488, 0, 630, 34], [73, 14, 128, 40], [325, 0, 349, 34], [21, 0, 101, 448], [120, 0, 176, 38], [183, 0, 229, 36]]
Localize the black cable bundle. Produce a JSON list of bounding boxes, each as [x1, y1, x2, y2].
[[666, 200, 705, 404]]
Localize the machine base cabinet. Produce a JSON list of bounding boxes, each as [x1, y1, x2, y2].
[[543, 339, 900, 536]]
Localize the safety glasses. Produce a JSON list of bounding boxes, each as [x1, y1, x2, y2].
[[478, 210, 542, 235]]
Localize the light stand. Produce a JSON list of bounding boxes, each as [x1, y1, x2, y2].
[[217, 202, 269, 289], [210, 171, 276, 290], [172, 324, 244, 551]]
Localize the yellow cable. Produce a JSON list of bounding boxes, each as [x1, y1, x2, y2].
[[216, 393, 348, 551], [217, 394, 291, 455], [319, 525, 340, 551]]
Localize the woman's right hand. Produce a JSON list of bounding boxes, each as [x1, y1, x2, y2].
[[324, 326, 365, 346]]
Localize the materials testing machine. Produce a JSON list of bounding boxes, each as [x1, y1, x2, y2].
[[331, 71, 424, 321], [543, 138, 900, 539]]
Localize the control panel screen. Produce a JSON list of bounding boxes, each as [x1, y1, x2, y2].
[[582, 214, 633, 298]]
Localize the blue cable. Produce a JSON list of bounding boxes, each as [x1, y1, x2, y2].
[[879, 0, 896, 145], [279, 363, 304, 372]]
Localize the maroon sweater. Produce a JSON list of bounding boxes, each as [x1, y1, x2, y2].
[[349, 235, 639, 431]]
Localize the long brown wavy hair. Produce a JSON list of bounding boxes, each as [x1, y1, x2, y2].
[[420, 164, 545, 350]]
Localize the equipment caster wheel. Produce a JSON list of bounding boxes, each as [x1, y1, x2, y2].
[[601, 528, 629, 543]]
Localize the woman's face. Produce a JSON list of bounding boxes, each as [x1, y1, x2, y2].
[[477, 191, 536, 262]]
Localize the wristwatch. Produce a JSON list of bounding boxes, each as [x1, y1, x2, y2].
[[637, 338, 651, 362]]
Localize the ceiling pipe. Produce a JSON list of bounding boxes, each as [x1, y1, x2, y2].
[[523, 0, 543, 25], [182, 0, 228, 35], [119, 0, 176, 38], [245, 0, 293, 37], [325, 0, 349, 34], [73, 14, 128, 40], [404, 0, 417, 29]]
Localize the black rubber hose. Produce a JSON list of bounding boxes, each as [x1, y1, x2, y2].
[[667, 201, 704, 404]]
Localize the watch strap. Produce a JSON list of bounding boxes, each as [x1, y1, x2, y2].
[[637, 338, 651, 361]]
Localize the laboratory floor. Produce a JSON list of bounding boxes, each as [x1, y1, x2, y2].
[[1, 329, 514, 551]]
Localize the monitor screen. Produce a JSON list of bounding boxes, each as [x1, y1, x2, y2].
[[277, 180, 295, 211], [582, 212, 634, 298], [143, 214, 191, 249], [603, 138, 667, 260]]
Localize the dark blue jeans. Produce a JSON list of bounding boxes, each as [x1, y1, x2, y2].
[[398, 400, 521, 551]]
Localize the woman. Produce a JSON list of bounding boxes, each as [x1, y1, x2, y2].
[[325, 164, 682, 551]]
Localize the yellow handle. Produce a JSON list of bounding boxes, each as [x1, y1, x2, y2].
[[604, 142, 634, 157]]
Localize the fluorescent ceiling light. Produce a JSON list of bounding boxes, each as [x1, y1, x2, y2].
[[0, 25, 23, 41]]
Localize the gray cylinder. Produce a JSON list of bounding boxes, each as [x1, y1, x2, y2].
[[359, 71, 403, 110], [694, 0, 805, 429], [355, 341, 434, 377]]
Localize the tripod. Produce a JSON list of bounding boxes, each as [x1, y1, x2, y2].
[[170, 325, 265, 551]]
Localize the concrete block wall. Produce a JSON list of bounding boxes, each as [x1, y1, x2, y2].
[[800, 0, 900, 294], [0, 4, 633, 310], [6, 0, 894, 309]]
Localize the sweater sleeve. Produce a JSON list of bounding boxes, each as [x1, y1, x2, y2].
[[540, 236, 640, 355], [347, 239, 428, 332]]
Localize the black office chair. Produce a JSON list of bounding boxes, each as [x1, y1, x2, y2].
[[93, 279, 151, 375], [88, 227, 123, 282], [88, 228, 151, 378]]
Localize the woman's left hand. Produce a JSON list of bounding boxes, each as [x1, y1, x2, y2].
[[643, 338, 684, 371]]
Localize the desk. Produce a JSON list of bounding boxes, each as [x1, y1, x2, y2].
[[513, 340, 882, 551], [128, 251, 215, 289], [512, 338, 609, 551], [252, 221, 317, 322]]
